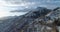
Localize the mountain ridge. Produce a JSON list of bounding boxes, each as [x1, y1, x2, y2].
[[0, 7, 60, 32]]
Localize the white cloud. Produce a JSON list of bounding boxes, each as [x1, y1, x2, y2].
[[0, 0, 28, 17], [0, 11, 9, 17], [0, 0, 35, 8], [0, 0, 8, 7], [0, 11, 27, 18]]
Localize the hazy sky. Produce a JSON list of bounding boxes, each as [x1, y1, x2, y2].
[[0, 0, 60, 18]]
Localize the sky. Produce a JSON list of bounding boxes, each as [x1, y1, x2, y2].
[[0, 0, 60, 18]]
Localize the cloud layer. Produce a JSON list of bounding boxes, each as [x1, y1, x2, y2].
[[3, 0, 60, 9], [0, 0, 60, 17]]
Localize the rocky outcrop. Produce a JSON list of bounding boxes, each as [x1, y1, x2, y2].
[[35, 7, 60, 32]]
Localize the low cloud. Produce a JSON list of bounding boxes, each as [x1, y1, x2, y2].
[[1, 0, 60, 12]]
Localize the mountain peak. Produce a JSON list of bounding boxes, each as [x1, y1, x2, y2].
[[53, 7, 60, 11], [25, 7, 52, 18]]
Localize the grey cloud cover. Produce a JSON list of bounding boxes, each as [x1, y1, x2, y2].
[[1, 0, 60, 17], [4, 0, 60, 8], [3, 0, 60, 12]]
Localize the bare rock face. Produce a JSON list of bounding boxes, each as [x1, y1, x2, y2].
[[37, 7, 60, 32]]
